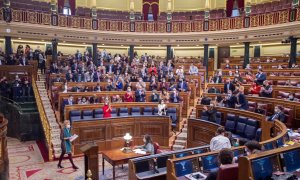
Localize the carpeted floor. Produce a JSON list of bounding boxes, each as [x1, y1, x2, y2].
[[8, 138, 129, 180]]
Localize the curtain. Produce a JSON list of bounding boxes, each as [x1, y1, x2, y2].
[[58, 0, 64, 13], [237, 0, 245, 12], [226, 0, 234, 17], [152, 3, 159, 21], [143, 3, 150, 20], [143, 0, 159, 21], [69, 0, 76, 15]]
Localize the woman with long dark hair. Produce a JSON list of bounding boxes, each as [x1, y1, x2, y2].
[[134, 134, 155, 154], [57, 120, 78, 169]]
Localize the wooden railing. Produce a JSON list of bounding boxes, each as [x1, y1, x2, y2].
[[1, 7, 299, 33], [32, 77, 53, 161], [0, 113, 8, 179]]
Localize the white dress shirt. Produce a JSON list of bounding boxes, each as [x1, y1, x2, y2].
[[210, 135, 231, 151]]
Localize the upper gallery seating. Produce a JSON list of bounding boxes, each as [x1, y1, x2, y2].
[[9, 0, 50, 13], [251, 0, 293, 15]]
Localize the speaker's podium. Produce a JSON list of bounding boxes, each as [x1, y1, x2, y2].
[[80, 142, 99, 180]]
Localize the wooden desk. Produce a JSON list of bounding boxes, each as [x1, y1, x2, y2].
[[102, 149, 149, 180]]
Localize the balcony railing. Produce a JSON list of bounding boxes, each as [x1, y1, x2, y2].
[[0, 7, 299, 33]]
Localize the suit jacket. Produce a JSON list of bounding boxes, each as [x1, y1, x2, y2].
[[50, 65, 59, 74], [135, 90, 146, 102], [223, 83, 235, 94], [205, 108, 217, 123], [177, 81, 188, 92], [169, 93, 180, 103], [19, 58, 28, 66], [268, 112, 285, 122], [208, 88, 221, 94], [225, 95, 237, 108], [213, 76, 222, 84], [256, 73, 266, 84], [237, 94, 249, 110], [106, 64, 115, 74]]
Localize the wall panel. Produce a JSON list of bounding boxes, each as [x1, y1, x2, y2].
[[173, 48, 204, 57]]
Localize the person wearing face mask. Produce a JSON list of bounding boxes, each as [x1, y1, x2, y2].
[[223, 90, 237, 109], [177, 78, 188, 92], [102, 100, 112, 118], [57, 120, 79, 169], [157, 99, 167, 116], [286, 93, 299, 102], [124, 87, 134, 102], [135, 85, 146, 102], [267, 106, 285, 122], [93, 83, 101, 92], [169, 88, 180, 103], [159, 78, 169, 91], [244, 141, 262, 155], [134, 134, 155, 155]]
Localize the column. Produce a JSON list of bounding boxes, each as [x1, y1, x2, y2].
[[4, 36, 12, 56], [92, 43, 98, 65], [244, 42, 250, 68], [52, 38, 58, 61], [289, 37, 298, 67], [203, 44, 209, 82], [166, 45, 172, 60], [129, 45, 134, 62]]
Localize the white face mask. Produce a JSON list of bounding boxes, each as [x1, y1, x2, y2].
[[143, 138, 146, 143], [66, 125, 71, 129]]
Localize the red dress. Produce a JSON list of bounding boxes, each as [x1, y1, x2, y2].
[[250, 84, 261, 94], [124, 92, 134, 102], [102, 105, 112, 118]]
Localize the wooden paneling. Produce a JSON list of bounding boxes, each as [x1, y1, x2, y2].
[[71, 116, 171, 155], [187, 119, 220, 148]]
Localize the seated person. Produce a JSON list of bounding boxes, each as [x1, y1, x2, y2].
[[212, 71, 223, 84], [157, 99, 167, 116], [210, 127, 231, 151], [106, 80, 115, 91], [160, 88, 170, 103], [93, 83, 101, 92], [235, 90, 248, 110], [102, 99, 112, 118], [200, 96, 212, 105], [151, 90, 160, 102], [169, 88, 180, 103], [159, 78, 169, 90], [259, 80, 273, 98], [177, 78, 188, 92], [255, 69, 266, 85], [223, 90, 237, 109], [267, 106, 285, 122], [135, 85, 146, 102], [134, 134, 155, 155], [203, 104, 217, 123], [215, 95, 224, 107], [89, 95, 99, 104], [286, 93, 299, 102], [224, 59, 231, 69], [244, 140, 262, 155], [208, 86, 221, 94], [124, 87, 134, 102], [249, 81, 261, 95], [150, 76, 158, 91], [112, 95, 123, 103], [206, 149, 235, 180], [115, 78, 123, 91], [224, 78, 235, 94], [175, 66, 184, 77], [291, 63, 299, 69], [80, 96, 89, 105], [188, 63, 199, 75]]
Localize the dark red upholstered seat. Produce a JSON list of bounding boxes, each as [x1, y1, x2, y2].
[[216, 163, 239, 180]]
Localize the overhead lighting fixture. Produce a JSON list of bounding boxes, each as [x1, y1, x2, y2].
[[102, 44, 105, 45], [177, 45, 180, 47], [121, 45, 124, 46], [18, 37, 21, 40]]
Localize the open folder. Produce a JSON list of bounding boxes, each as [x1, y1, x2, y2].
[[69, 134, 78, 142]]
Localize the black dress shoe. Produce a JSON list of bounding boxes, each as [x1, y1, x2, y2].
[[72, 165, 79, 170], [57, 164, 64, 168]]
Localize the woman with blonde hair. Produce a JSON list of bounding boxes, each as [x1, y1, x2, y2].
[[57, 120, 78, 169]]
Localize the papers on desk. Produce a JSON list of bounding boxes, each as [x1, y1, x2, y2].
[[69, 134, 78, 142], [133, 149, 147, 155], [185, 172, 207, 180]]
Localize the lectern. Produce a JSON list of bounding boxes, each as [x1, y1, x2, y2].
[[80, 142, 98, 180]]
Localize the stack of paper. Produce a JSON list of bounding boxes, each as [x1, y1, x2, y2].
[[133, 149, 146, 154], [69, 134, 78, 142]]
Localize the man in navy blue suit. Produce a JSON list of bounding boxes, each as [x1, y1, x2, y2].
[[255, 69, 266, 85], [223, 78, 235, 94], [235, 90, 249, 110], [135, 85, 146, 102], [177, 77, 188, 92]]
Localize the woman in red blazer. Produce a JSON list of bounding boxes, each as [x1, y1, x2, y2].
[[124, 87, 134, 102], [102, 100, 112, 118]]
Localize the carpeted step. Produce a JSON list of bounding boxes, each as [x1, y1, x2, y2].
[[174, 139, 186, 146], [172, 144, 185, 151], [177, 133, 187, 141]]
